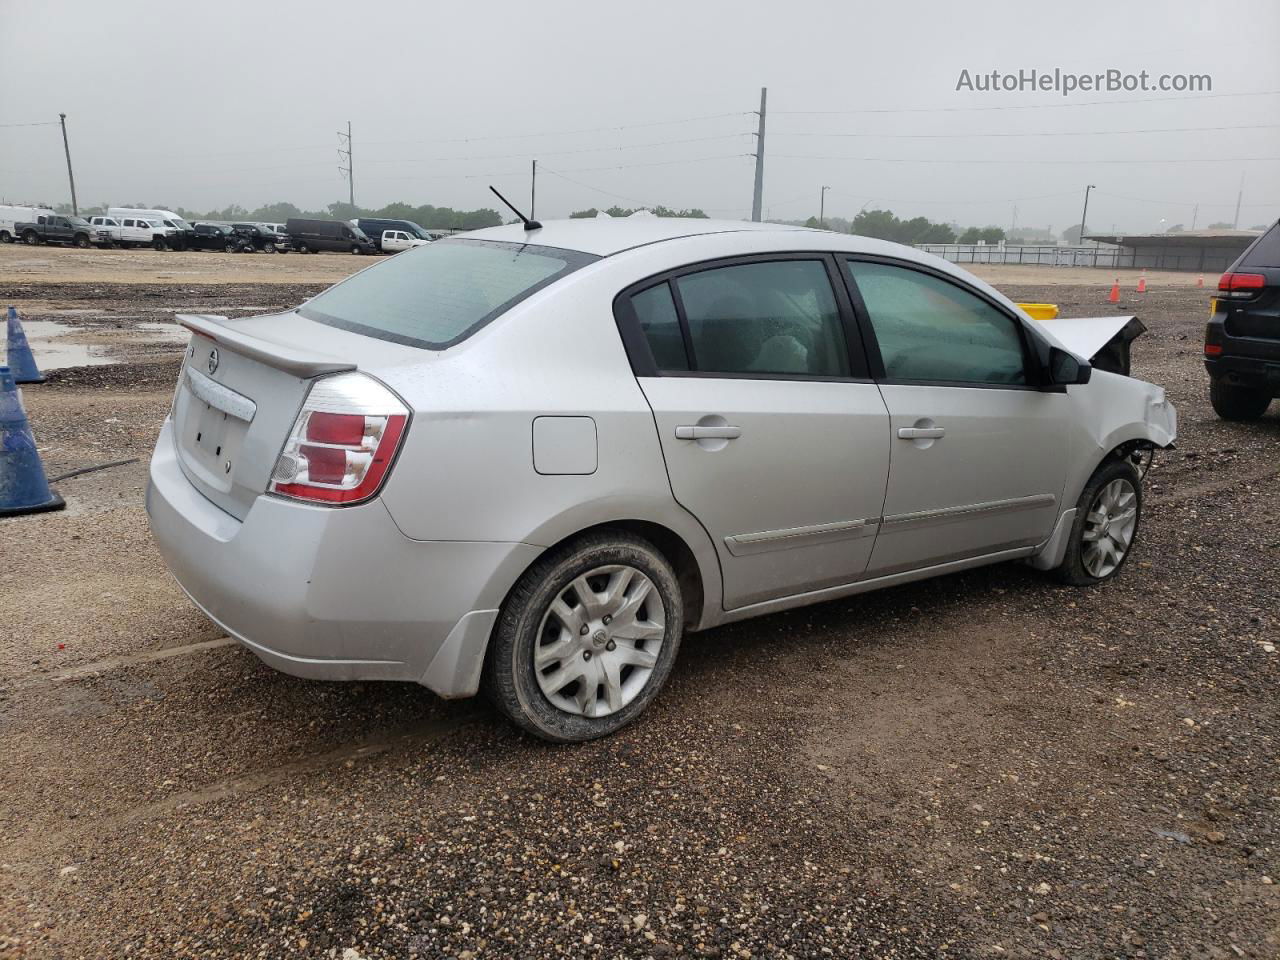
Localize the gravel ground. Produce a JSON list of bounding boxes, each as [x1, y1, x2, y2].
[[1, 268, 1277, 959]]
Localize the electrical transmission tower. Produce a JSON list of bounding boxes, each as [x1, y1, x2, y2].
[[338, 121, 354, 208]]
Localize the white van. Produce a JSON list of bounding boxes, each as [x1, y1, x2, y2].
[[107, 208, 194, 249], [0, 204, 56, 243]]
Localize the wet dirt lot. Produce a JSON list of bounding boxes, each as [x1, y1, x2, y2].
[[1, 243, 1277, 959]]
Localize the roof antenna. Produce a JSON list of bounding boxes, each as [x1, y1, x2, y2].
[[489, 185, 541, 231]]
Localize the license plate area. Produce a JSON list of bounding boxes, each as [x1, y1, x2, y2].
[[181, 400, 249, 492]]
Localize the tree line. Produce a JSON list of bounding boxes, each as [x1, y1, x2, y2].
[[799, 209, 1006, 245]]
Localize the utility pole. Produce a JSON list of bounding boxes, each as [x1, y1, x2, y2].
[[1077, 183, 1096, 246], [338, 121, 354, 209], [57, 113, 77, 217], [1233, 172, 1244, 229], [531, 159, 537, 220], [751, 87, 767, 222], [819, 185, 830, 228], [1191, 203, 1199, 231]]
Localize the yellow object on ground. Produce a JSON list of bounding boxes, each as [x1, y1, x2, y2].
[[1017, 303, 1060, 321]]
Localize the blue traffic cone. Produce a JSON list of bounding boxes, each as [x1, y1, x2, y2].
[[6, 306, 45, 384], [0, 365, 64, 516]]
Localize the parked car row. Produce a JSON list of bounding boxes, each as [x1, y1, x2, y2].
[[0, 204, 444, 256]]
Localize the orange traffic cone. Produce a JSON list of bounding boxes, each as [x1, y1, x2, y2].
[[1108, 278, 1120, 304], [1136, 271, 1148, 294], [1197, 273, 1204, 288]]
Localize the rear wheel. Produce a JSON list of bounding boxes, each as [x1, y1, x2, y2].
[[483, 531, 683, 742], [1209, 379, 1271, 421], [1054, 458, 1142, 586], [23, 230, 39, 245]]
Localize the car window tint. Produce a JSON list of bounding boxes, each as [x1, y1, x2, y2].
[[846, 260, 1026, 385], [632, 283, 689, 371], [673, 260, 849, 377], [1241, 223, 1280, 268], [298, 238, 597, 349]]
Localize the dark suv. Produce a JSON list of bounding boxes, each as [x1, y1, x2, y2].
[[189, 223, 247, 252], [1204, 220, 1280, 420], [231, 223, 285, 253]]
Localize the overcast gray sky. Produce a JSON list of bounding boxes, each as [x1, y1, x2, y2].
[[2, 0, 1278, 232]]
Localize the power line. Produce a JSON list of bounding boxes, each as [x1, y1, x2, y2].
[[770, 122, 1280, 140], [362, 133, 752, 167], [771, 89, 1280, 116], [0, 120, 60, 128], [771, 153, 1280, 165], [359, 111, 752, 149]]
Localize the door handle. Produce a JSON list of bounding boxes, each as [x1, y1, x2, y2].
[[675, 425, 742, 440], [897, 426, 945, 440]]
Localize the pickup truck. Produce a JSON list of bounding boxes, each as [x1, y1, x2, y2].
[[231, 223, 289, 253], [86, 215, 177, 250], [381, 229, 429, 253], [15, 214, 96, 248]]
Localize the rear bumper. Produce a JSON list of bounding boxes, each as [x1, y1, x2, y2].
[[145, 420, 540, 694], [1204, 355, 1280, 394]]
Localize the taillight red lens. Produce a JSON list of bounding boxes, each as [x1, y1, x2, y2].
[[306, 412, 366, 445], [1204, 343, 1223, 356], [1218, 272, 1266, 292], [269, 373, 410, 506]]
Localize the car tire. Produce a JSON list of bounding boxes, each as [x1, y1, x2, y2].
[[1, 231, 12, 243], [483, 530, 684, 743], [1209, 379, 1271, 421], [153, 238, 167, 251], [297, 242, 309, 254], [1054, 457, 1142, 587], [263, 244, 276, 254], [23, 231, 39, 245], [74, 234, 90, 248], [350, 245, 361, 255]]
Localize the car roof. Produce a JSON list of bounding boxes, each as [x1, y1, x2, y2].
[[460, 217, 816, 257]]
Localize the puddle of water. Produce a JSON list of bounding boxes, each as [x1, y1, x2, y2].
[[10, 319, 191, 370], [9, 320, 112, 370]]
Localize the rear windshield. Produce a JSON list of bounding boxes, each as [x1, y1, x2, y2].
[[1241, 222, 1280, 269], [298, 238, 599, 349]]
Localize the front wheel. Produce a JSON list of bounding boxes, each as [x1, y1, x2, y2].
[[483, 531, 683, 742], [1210, 380, 1271, 421], [73, 234, 90, 248], [1054, 458, 1142, 586], [153, 237, 167, 251]]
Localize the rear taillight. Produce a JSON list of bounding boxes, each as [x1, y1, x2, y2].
[[269, 372, 409, 505], [1217, 272, 1266, 299]]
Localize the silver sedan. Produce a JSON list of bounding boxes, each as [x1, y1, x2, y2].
[[147, 218, 1176, 741]]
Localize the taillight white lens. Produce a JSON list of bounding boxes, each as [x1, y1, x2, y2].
[[269, 372, 409, 505]]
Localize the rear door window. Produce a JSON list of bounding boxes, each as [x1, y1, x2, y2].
[[672, 260, 851, 377], [299, 238, 598, 349]]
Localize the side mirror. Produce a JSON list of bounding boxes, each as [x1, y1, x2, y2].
[[1049, 346, 1091, 386]]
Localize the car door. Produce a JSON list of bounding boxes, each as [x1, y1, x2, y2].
[[841, 257, 1072, 576], [617, 254, 892, 610]]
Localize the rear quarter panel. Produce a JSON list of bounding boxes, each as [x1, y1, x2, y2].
[[371, 252, 726, 622]]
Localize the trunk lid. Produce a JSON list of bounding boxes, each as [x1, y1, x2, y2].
[[173, 313, 355, 520]]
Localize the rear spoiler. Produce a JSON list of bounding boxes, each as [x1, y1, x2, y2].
[[177, 314, 355, 379]]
